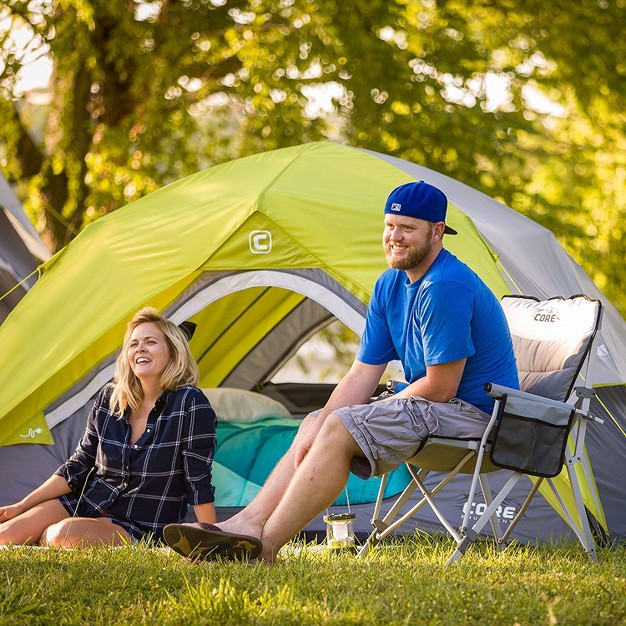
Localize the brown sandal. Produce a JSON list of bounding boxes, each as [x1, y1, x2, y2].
[[163, 522, 262, 561]]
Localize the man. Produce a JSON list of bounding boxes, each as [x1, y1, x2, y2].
[[163, 181, 519, 563]]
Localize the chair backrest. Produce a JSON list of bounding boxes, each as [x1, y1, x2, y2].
[[501, 295, 602, 402]]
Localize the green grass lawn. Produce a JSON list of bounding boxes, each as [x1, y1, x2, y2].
[[1, 535, 624, 625]]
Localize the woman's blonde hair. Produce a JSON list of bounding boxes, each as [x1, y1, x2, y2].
[[110, 307, 199, 416]]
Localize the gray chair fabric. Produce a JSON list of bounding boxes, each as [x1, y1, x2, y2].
[[502, 295, 601, 401]]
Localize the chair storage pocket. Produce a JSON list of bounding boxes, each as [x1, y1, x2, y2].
[[489, 394, 575, 478]]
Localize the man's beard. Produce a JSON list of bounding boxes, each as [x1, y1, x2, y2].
[[384, 238, 433, 271]]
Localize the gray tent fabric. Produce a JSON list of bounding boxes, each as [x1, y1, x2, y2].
[[1, 146, 624, 545], [0, 173, 50, 323], [0, 409, 88, 502], [586, 386, 626, 540]]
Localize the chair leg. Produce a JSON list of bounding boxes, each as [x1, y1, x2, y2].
[[559, 460, 598, 562], [369, 471, 389, 524], [358, 529, 379, 558], [357, 468, 421, 558], [410, 472, 463, 543], [564, 421, 601, 561], [478, 474, 505, 550], [358, 472, 391, 558], [500, 476, 543, 544], [446, 530, 479, 565], [447, 472, 524, 565], [375, 468, 463, 543], [360, 451, 479, 558]]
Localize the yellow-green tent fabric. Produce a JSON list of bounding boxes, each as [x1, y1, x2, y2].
[[0, 142, 505, 447]]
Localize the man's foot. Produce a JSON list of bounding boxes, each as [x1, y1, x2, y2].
[[163, 522, 262, 561]]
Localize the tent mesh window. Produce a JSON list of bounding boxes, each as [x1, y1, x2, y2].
[[488, 394, 576, 478]]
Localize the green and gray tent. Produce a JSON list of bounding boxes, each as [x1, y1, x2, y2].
[[0, 172, 50, 323], [1, 142, 625, 542]]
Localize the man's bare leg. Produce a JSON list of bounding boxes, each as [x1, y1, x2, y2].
[[258, 413, 363, 562]]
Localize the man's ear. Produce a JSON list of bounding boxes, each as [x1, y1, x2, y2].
[[433, 222, 446, 241]]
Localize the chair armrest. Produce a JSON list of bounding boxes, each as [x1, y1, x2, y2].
[[484, 383, 603, 424], [484, 383, 575, 411]]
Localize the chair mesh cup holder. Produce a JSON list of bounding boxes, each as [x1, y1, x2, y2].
[[488, 393, 576, 478]]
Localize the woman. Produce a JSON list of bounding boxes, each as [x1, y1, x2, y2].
[[0, 307, 217, 547]]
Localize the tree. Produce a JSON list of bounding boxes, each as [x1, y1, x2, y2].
[[1, 0, 625, 313]]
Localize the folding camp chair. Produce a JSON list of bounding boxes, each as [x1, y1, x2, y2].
[[358, 294, 605, 564]]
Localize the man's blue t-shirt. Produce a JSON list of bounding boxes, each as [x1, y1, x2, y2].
[[356, 249, 519, 413]]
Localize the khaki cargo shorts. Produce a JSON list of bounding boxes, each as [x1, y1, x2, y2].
[[333, 396, 490, 479]]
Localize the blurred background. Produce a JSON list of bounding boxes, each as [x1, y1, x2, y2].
[[1, 0, 624, 329]]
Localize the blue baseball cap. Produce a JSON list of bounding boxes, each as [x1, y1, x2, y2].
[[384, 181, 457, 235]]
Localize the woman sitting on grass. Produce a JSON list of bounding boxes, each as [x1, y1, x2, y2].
[[0, 307, 217, 547]]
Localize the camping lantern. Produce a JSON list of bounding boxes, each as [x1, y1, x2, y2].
[[323, 512, 356, 550]]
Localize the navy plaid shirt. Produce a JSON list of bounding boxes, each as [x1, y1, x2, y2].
[[56, 385, 216, 542]]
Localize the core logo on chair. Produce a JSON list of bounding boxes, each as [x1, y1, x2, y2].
[[534, 312, 560, 322], [532, 307, 561, 323]]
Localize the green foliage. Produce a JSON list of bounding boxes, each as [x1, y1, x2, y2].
[[0, 538, 625, 625], [290, 320, 358, 381], [1, 0, 626, 313]]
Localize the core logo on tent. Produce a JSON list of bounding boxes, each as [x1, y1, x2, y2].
[[249, 230, 272, 254], [463, 501, 517, 522], [390, 202, 402, 211]]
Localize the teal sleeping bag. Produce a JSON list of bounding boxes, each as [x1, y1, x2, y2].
[[212, 417, 412, 507]]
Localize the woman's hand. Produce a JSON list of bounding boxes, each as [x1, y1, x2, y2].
[[0, 502, 25, 524], [0, 475, 71, 526]]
